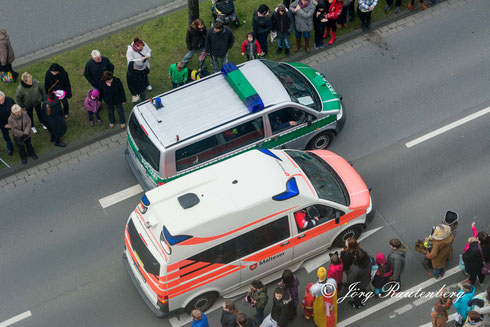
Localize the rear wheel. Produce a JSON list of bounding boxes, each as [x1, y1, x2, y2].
[[333, 225, 362, 248], [306, 131, 335, 150], [185, 292, 218, 314]]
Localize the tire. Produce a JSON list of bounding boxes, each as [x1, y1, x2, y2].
[[306, 131, 335, 150], [333, 225, 362, 248], [185, 292, 218, 314]]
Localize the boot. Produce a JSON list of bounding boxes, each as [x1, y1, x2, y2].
[[294, 37, 301, 52], [421, 2, 427, 10], [328, 31, 337, 45], [285, 48, 290, 56], [304, 37, 310, 53], [276, 47, 283, 55], [323, 27, 331, 39], [408, 3, 414, 10]]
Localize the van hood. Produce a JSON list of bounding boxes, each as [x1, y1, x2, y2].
[[309, 150, 370, 210]]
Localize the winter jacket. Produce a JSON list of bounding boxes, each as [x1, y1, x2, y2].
[[252, 10, 273, 36], [44, 63, 72, 98], [126, 42, 151, 71], [240, 317, 259, 327], [42, 98, 67, 139], [186, 25, 207, 50], [271, 292, 291, 327], [426, 225, 454, 269], [313, 7, 328, 31], [290, 0, 316, 32], [168, 63, 188, 84], [220, 310, 238, 327], [279, 274, 300, 306], [454, 286, 476, 320], [0, 96, 15, 127], [8, 111, 32, 141], [84, 56, 114, 89], [327, 262, 344, 286], [347, 261, 372, 290], [16, 80, 46, 108], [0, 29, 15, 67], [84, 90, 101, 113], [326, 0, 343, 20], [387, 243, 408, 281], [372, 261, 393, 289], [463, 242, 489, 276], [97, 77, 126, 105], [358, 0, 378, 12], [205, 26, 235, 58], [431, 297, 452, 327], [191, 312, 209, 327], [475, 294, 490, 327], [252, 286, 268, 310], [241, 40, 261, 59], [340, 249, 355, 272], [271, 8, 294, 38]]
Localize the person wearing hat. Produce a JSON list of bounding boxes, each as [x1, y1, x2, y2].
[[8, 104, 37, 164], [205, 21, 235, 73], [44, 63, 72, 121], [252, 4, 272, 57], [42, 92, 67, 147], [84, 89, 102, 126], [271, 3, 294, 56], [310, 267, 338, 326], [426, 224, 453, 280]]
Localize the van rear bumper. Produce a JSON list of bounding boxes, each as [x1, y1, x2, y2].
[[125, 148, 153, 192]]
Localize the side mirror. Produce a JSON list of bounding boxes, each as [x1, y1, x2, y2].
[[307, 115, 313, 127], [335, 212, 341, 224]]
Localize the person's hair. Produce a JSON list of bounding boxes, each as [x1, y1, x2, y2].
[[462, 281, 472, 293], [467, 311, 481, 322], [277, 3, 286, 11], [346, 237, 360, 254], [251, 280, 263, 289], [274, 287, 285, 296], [133, 37, 144, 47], [214, 20, 223, 29], [223, 300, 239, 314], [0, 91, 4, 98], [330, 253, 341, 265], [21, 72, 32, 83], [91, 50, 101, 59], [478, 231, 489, 245], [354, 249, 370, 267], [177, 61, 185, 70], [468, 237, 478, 244], [258, 4, 270, 14], [281, 269, 294, 288], [11, 104, 21, 114], [390, 238, 402, 249], [236, 313, 248, 326], [191, 309, 202, 320], [191, 18, 204, 29], [103, 71, 113, 81]]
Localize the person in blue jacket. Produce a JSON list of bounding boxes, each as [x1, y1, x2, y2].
[[191, 309, 209, 327], [453, 281, 476, 327]]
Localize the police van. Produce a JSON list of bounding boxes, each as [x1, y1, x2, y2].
[[122, 148, 374, 317], [125, 59, 345, 190]]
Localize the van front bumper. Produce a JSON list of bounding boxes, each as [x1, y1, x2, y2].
[[125, 148, 154, 192]]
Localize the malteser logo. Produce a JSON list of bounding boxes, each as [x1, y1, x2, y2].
[[249, 263, 258, 271], [259, 252, 285, 266]]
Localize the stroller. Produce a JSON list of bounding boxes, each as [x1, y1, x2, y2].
[[211, 0, 240, 26]]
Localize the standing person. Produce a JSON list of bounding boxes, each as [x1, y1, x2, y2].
[[221, 300, 239, 327], [337, 0, 353, 28], [408, 0, 426, 10], [246, 280, 268, 324], [463, 222, 478, 253], [279, 269, 299, 321], [0, 91, 15, 155], [44, 63, 72, 121], [463, 232, 489, 285], [384, 0, 401, 13], [357, 0, 378, 31], [323, 0, 343, 45], [340, 237, 360, 274], [387, 238, 408, 289], [453, 281, 476, 327], [301, 283, 315, 321], [271, 3, 294, 56], [426, 224, 454, 280], [347, 249, 372, 309], [430, 288, 452, 327], [98, 71, 127, 129], [42, 92, 67, 147], [84, 89, 102, 126], [241, 33, 262, 61], [191, 309, 209, 327], [168, 62, 188, 89], [310, 268, 338, 327], [289, 0, 315, 53], [252, 4, 272, 57], [205, 21, 235, 73], [0, 29, 18, 82], [236, 313, 259, 327], [261, 287, 291, 327], [126, 37, 152, 102], [8, 104, 37, 165], [372, 253, 393, 296], [84, 50, 115, 89], [183, 18, 207, 70], [313, 1, 328, 50], [475, 286, 490, 326], [15, 72, 46, 134], [327, 252, 344, 294]]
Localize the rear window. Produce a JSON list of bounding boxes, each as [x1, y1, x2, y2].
[[129, 113, 161, 171]]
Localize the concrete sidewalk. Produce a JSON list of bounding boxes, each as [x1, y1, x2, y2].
[[0, 0, 466, 191]]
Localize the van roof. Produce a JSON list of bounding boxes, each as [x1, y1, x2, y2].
[[144, 149, 318, 239], [134, 60, 290, 147]]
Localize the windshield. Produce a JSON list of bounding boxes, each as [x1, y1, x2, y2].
[[261, 60, 320, 111], [285, 150, 348, 206], [128, 113, 161, 171]]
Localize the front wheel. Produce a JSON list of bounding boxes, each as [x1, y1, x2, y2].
[[306, 131, 334, 150], [185, 292, 218, 314], [333, 225, 362, 248]]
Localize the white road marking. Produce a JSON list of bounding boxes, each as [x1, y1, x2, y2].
[[419, 315, 455, 327], [169, 299, 225, 327], [405, 106, 490, 148], [337, 266, 461, 327], [0, 311, 32, 327], [98, 184, 143, 208]]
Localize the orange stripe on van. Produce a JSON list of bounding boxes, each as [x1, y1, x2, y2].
[[178, 207, 297, 245], [284, 152, 299, 169], [170, 264, 240, 294], [167, 262, 180, 272], [179, 261, 211, 276], [179, 263, 226, 282]]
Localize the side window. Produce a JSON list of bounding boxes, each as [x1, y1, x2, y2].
[[237, 216, 290, 258], [186, 237, 238, 266], [219, 117, 264, 153], [294, 205, 342, 231], [175, 135, 218, 171], [268, 108, 311, 135]]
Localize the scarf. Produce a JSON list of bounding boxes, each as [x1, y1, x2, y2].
[[132, 43, 141, 52], [21, 81, 32, 88], [300, 0, 310, 8]]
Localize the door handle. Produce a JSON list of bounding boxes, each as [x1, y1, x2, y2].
[[297, 234, 306, 239], [281, 241, 290, 246]]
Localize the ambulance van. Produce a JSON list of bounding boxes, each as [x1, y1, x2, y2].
[[122, 148, 374, 317]]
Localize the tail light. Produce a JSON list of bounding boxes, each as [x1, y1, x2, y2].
[[158, 294, 168, 304]]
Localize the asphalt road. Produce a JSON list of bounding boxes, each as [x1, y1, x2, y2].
[[1, 0, 489, 326]]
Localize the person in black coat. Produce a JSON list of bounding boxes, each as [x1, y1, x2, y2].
[[252, 4, 273, 56], [126, 61, 147, 103], [42, 92, 67, 147], [220, 300, 238, 327], [236, 313, 259, 327], [183, 18, 207, 69], [97, 71, 127, 129], [205, 21, 235, 73], [463, 232, 490, 285], [45, 63, 72, 120], [271, 4, 294, 56], [84, 50, 114, 89], [347, 249, 372, 309], [0, 91, 15, 155]]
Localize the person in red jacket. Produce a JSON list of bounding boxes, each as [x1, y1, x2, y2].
[[241, 33, 263, 60], [294, 208, 319, 230], [323, 0, 343, 45], [301, 283, 315, 320]]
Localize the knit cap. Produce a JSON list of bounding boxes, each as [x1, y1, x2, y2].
[[317, 267, 327, 281]]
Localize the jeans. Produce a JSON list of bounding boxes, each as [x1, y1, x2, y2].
[[182, 48, 205, 69], [255, 308, 264, 324], [211, 54, 228, 73], [277, 36, 290, 49], [14, 137, 35, 160], [357, 9, 372, 28], [433, 267, 445, 278], [256, 33, 269, 54], [25, 104, 43, 127], [0, 126, 13, 150], [295, 30, 311, 38], [106, 103, 126, 124], [88, 111, 101, 122]]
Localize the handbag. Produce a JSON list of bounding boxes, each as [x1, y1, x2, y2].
[[1, 71, 14, 83], [478, 244, 490, 275]]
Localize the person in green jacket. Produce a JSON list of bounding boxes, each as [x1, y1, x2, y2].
[[15, 72, 46, 134], [247, 280, 268, 324], [168, 62, 188, 89]]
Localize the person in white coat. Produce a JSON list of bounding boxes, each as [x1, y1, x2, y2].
[[126, 37, 152, 103]]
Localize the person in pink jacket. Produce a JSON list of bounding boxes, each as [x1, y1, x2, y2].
[[84, 89, 102, 126], [327, 252, 344, 293]]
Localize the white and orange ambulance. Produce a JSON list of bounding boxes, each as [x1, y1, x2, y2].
[[122, 148, 374, 317]]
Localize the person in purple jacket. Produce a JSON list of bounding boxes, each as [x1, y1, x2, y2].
[[84, 89, 102, 126]]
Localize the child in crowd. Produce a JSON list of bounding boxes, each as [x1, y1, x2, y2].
[[241, 33, 262, 60], [327, 252, 344, 294], [246, 280, 268, 324], [168, 62, 188, 89], [84, 89, 102, 126], [301, 283, 315, 320], [191, 309, 209, 327], [372, 253, 393, 296]]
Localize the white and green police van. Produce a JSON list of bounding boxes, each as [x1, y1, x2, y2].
[[125, 59, 345, 190]]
